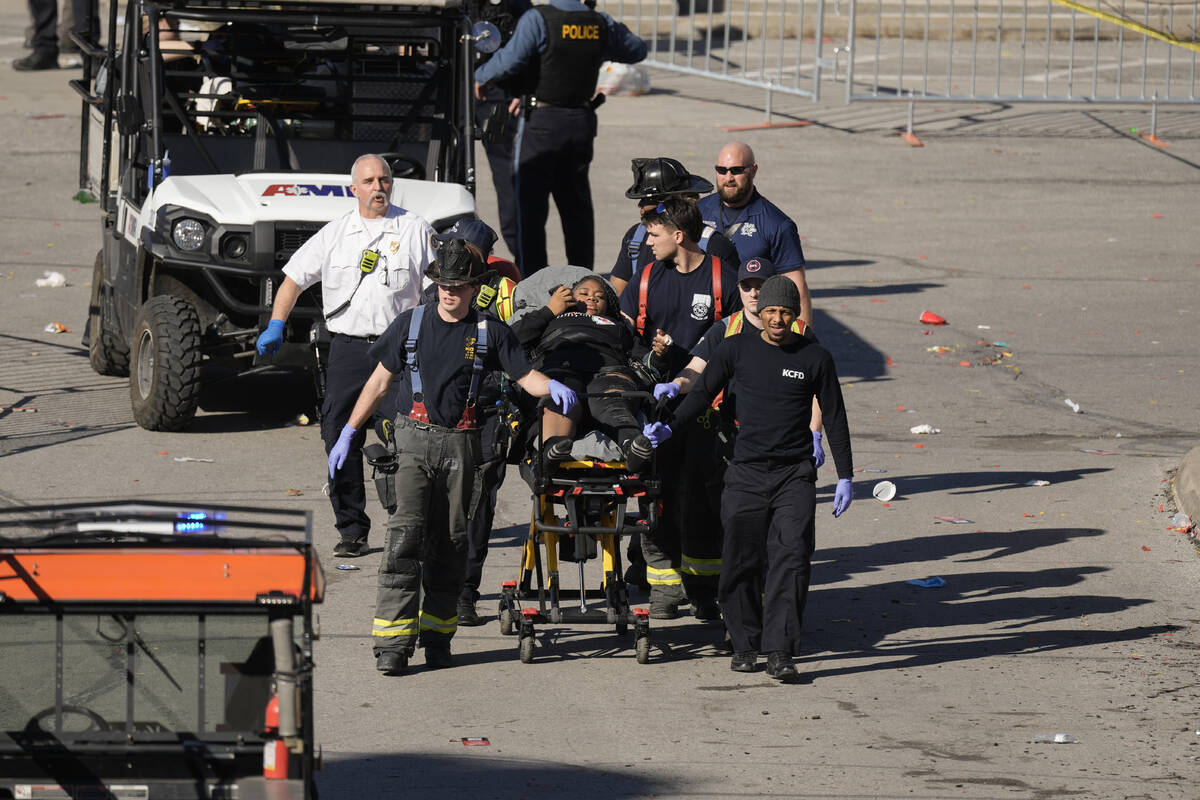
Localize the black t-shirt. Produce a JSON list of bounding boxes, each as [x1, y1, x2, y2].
[[370, 302, 532, 429], [673, 331, 852, 478], [610, 222, 740, 283], [618, 253, 742, 377], [510, 305, 636, 375]]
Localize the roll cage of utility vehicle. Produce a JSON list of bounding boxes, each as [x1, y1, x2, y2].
[[74, 0, 487, 431]]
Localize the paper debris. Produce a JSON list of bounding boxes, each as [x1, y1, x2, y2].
[[36, 271, 67, 288], [910, 424, 940, 434]]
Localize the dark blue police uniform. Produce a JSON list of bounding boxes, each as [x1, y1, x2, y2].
[[475, 0, 647, 276], [697, 189, 806, 276]]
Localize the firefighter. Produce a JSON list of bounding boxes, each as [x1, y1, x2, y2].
[[328, 238, 575, 675], [650, 275, 853, 681]]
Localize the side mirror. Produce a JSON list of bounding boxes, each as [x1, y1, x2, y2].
[[471, 21, 500, 54], [116, 92, 143, 135]]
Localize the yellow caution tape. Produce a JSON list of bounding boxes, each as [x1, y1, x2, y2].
[[1050, 0, 1200, 54]]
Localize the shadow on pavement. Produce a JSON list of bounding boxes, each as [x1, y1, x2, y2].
[[319, 752, 672, 799], [819, 467, 1113, 499]]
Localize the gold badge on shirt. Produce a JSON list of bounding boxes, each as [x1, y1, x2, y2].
[[388, 239, 401, 255], [464, 336, 476, 361]]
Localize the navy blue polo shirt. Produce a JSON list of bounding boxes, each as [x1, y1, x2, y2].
[[697, 189, 805, 274]]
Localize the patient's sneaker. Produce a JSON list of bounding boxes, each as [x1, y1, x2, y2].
[[622, 434, 654, 473], [543, 436, 574, 463]]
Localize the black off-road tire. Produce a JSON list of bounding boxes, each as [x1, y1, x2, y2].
[[87, 250, 130, 377], [130, 295, 202, 431]]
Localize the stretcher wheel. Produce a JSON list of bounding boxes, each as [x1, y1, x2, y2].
[[635, 636, 650, 664], [519, 635, 535, 664], [499, 608, 515, 636]]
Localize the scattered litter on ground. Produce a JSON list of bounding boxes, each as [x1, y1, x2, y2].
[[1141, 545, 1151, 551], [919, 311, 947, 325], [977, 325, 991, 329], [1024, 479, 1050, 487], [72, 190, 96, 203], [36, 271, 67, 288], [926, 345, 951, 354], [335, 564, 360, 571], [910, 424, 940, 434], [872, 481, 897, 502], [958, 361, 971, 367], [285, 488, 304, 496], [864, 468, 888, 473], [596, 61, 650, 95], [906, 577, 946, 588], [912, 443, 925, 449], [1032, 733, 1079, 744], [1168, 513, 1193, 534], [43, 322, 69, 334], [1082, 449, 1118, 455], [173, 456, 214, 463], [461, 737, 490, 746], [0, 406, 37, 413], [156, 450, 169, 455], [1064, 398, 1081, 413], [25, 112, 66, 120], [934, 516, 973, 524], [285, 413, 312, 427]]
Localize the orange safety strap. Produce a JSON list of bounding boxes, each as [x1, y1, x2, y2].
[[635, 261, 654, 337], [711, 257, 723, 321]]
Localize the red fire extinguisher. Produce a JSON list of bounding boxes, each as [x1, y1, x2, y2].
[[263, 694, 288, 780]]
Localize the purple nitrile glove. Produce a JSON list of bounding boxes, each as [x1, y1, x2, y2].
[[812, 430, 825, 468], [832, 478, 852, 517], [547, 379, 577, 414], [642, 421, 672, 448], [256, 319, 286, 355], [653, 382, 680, 402], [328, 424, 357, 478]]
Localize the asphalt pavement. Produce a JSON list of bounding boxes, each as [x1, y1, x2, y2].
[[2, 11, 1200, 799]]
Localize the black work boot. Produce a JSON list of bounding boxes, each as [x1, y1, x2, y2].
[[692, 598, 722, 621], [376, 651, 408, 676], [425, 645, 452, 669], [730, 651, 758, 672], [457, 595, 482, 627], [333, 538, 369, 558], [13, 51, 59, 71], [765, 651, 799, 682]]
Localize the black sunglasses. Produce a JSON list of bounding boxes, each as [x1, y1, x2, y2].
[[714, 165, 751, 175]]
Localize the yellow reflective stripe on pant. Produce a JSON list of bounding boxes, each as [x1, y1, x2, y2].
[[646, 565, 682, 586], [680, 555, 722, 577], [419, 611, 458, 635], [372, 617, 417, 637]]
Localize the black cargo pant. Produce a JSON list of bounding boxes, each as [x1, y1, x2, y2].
[[512, 105, 596, 275], [642, 413, 726, 605], [27, 0, 90, 55], [719, 459, 817, 655], [461, 410, 507, 603], [476, 86, 520, 259], [372, 415, 483, 654], [320, 335, 374, 545]]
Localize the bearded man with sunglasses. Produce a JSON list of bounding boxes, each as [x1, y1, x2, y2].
[[697, 142, 812, 326]]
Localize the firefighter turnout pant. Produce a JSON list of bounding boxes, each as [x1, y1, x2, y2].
[[641, 414, 725, 606], [462, 410, 508, 603], [372, 416, 484, 655], [719, 459, 817, 656]]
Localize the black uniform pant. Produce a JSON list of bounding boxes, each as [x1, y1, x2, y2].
[[642, 414, 726, 605], [719, 459, 817, 655], [476, 88, 520, 259], [320, 335, 374, 544], [27, 0, 90, 54], [461, 411, 508, 602], [373, 416, 482, 654], [544, 369, 641, 446], [513, 106, 596, 276]]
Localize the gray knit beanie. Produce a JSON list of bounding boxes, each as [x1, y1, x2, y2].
[[757, 274, 801, 314]]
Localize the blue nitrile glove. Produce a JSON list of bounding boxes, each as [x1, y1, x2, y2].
[[546, 379, 577, 414], [256, 319, 286, 355], [642, 422, 672, 448], [653, 382, 680, 402], [832, 478, 853, 517], [328, 424, 357, 478], [812, 430, 825, 468]]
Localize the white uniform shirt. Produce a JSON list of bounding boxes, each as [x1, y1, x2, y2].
[[283, 206, 436, 337]]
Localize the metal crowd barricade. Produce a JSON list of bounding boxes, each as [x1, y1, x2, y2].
[[602, 0, 1200, 129]]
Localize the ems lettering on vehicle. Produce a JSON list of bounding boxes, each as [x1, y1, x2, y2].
[[261, 184, 351, 197], [561, 23, 600, 39]]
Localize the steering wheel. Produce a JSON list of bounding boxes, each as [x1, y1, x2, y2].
[[26, 704, 111, 735], [376, 152, 425, 181]]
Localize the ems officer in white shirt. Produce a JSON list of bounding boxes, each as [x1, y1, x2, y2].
[[257, 153, 437, 558]]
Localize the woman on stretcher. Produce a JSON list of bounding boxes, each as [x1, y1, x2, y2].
[[511, 275, 661, 473]]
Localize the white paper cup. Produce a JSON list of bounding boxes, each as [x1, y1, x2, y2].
[[872, 480, 897, 502]]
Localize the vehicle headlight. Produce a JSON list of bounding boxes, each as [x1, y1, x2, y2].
[[221, 234, 248, 260], [172, 218, 206, 250]]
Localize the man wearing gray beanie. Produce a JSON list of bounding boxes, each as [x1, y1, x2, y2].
[[645, 273, 853, 681]]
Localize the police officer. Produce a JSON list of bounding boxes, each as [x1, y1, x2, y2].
[[697, 142, 812, 324], [329, 238, 576, 675], [468, 0, 532, 258], [611, 157, 740, 297], [617, 196, 740, 619], [15, 0, 91, 71], [473, 0, 647, 276], [650, 275, 853, 681], [257, 154, 435, 559]]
